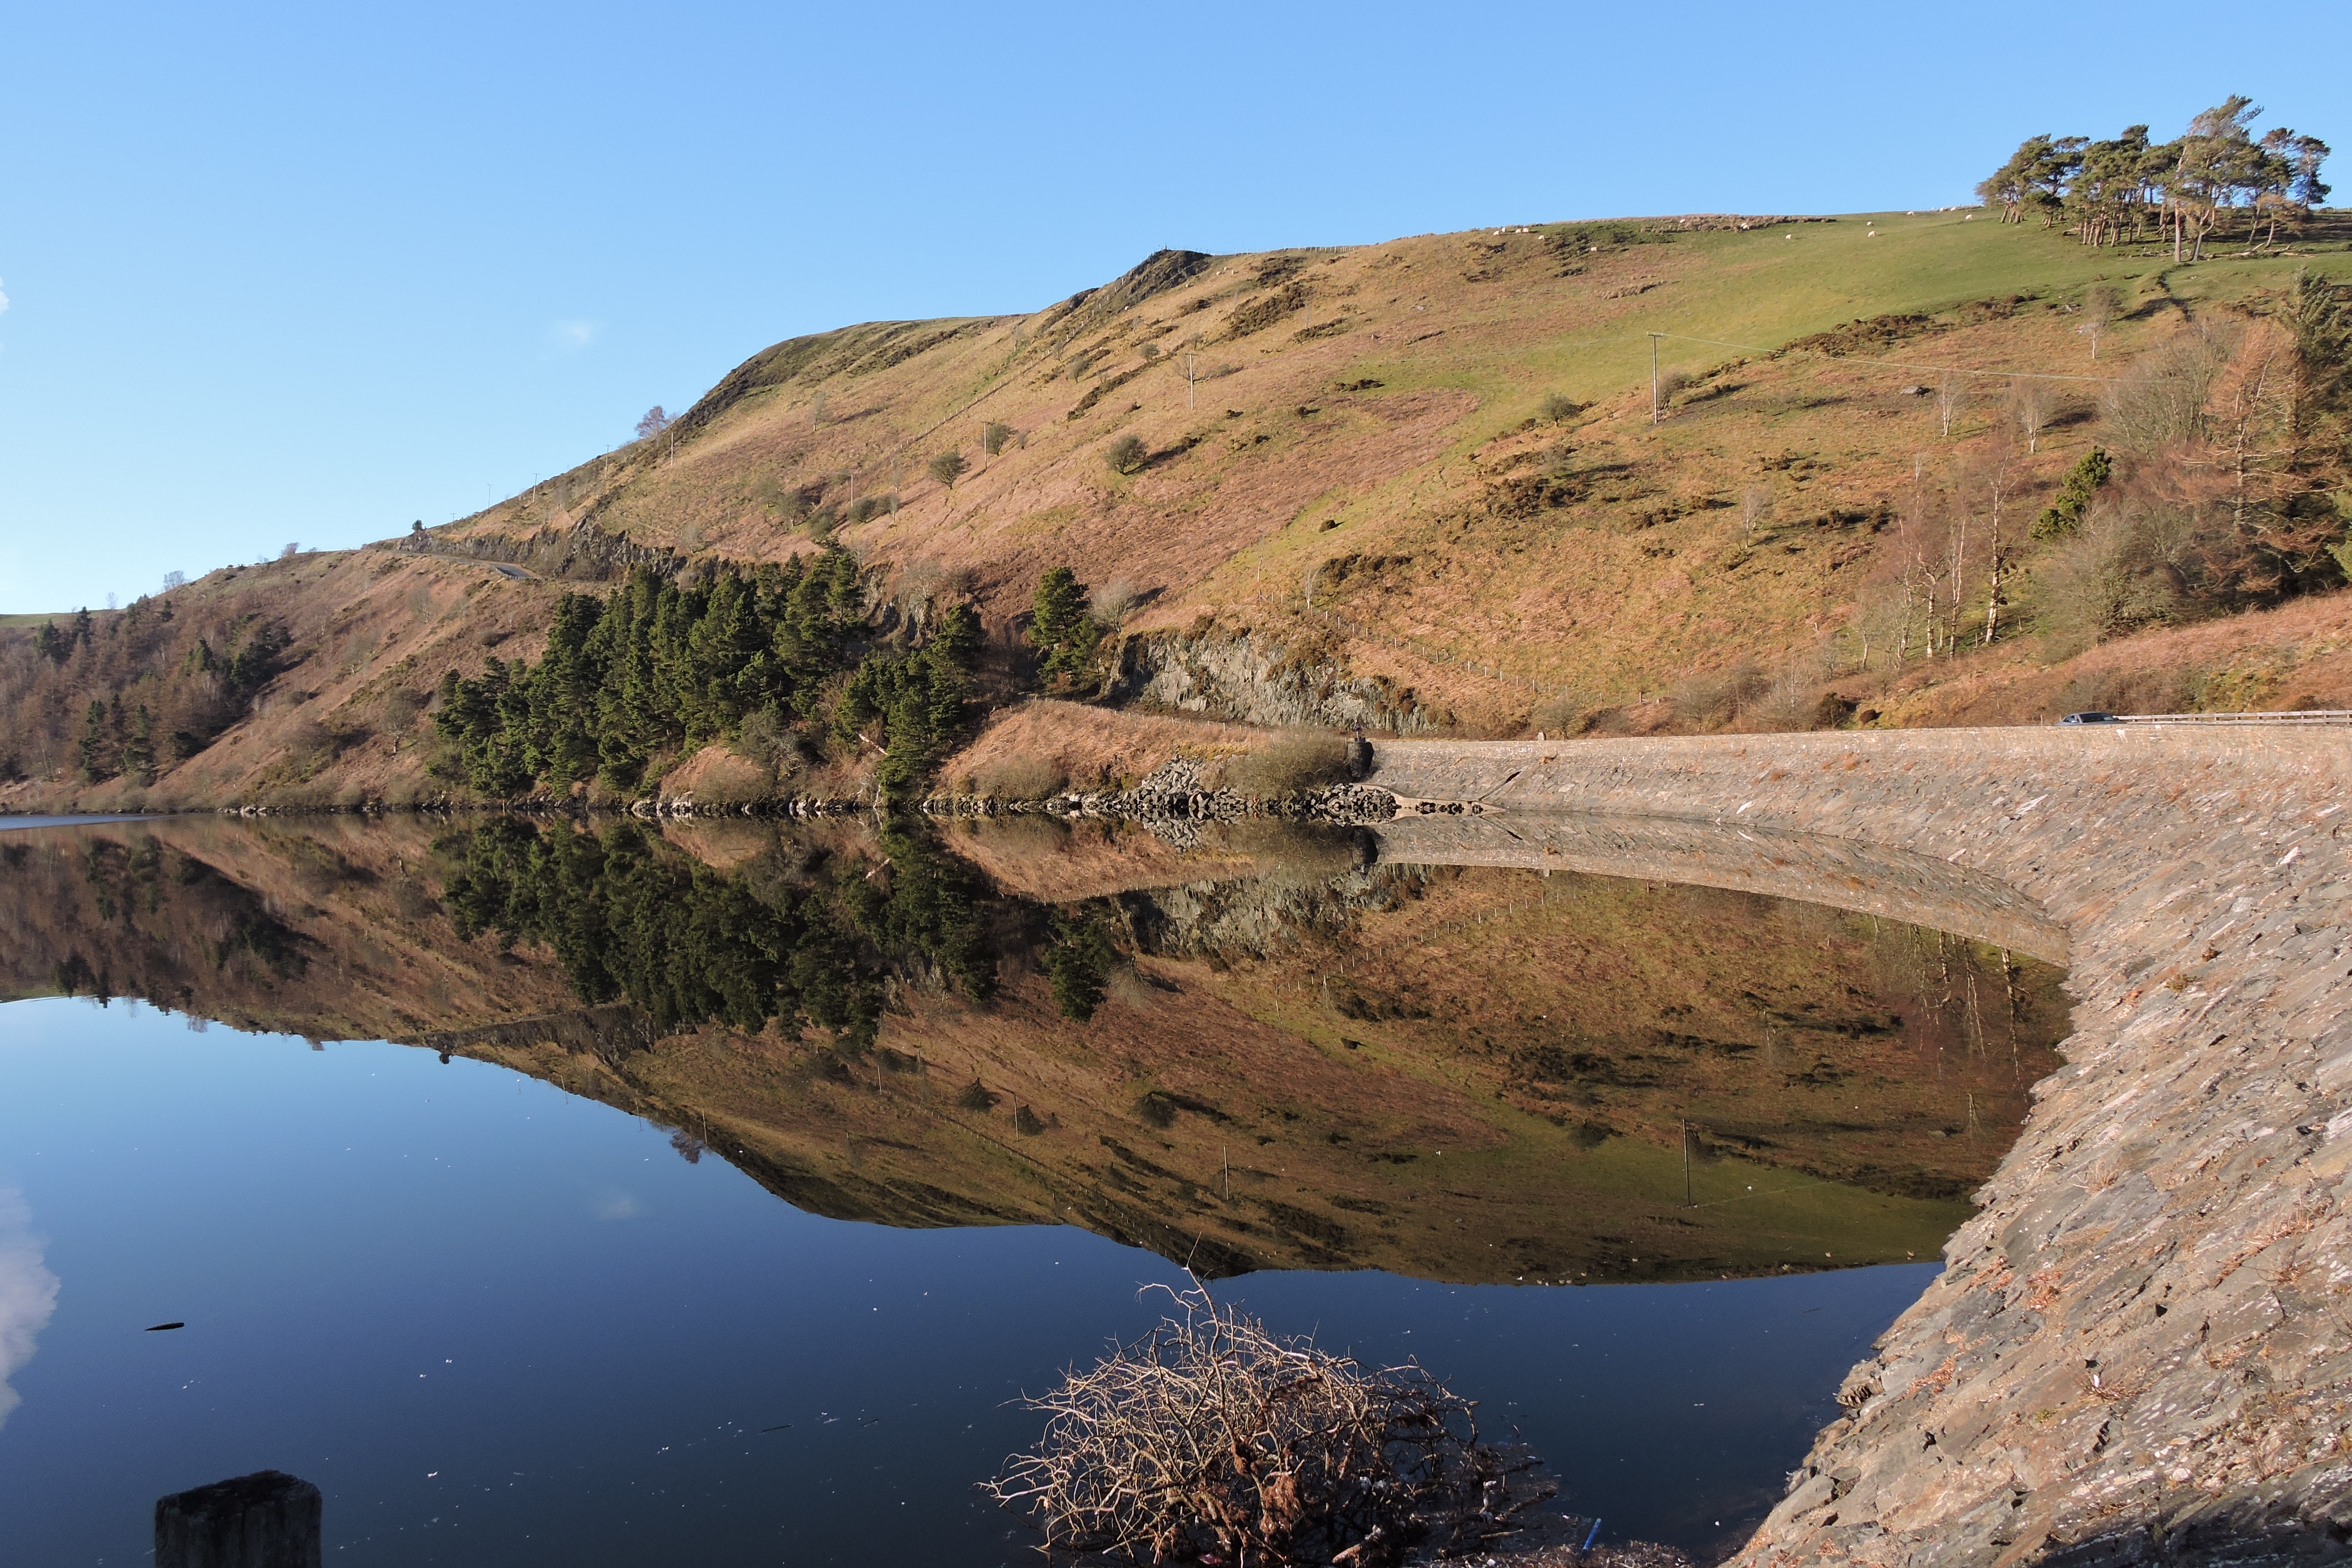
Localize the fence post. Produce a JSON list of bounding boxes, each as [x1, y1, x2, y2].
[[156, 1471, 322, 1568]]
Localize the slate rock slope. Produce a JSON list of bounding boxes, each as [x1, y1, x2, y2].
[[1368, 728, 2352, 1567]]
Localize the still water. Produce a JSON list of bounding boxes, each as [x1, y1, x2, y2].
[[0, 814, 2069, 1564]]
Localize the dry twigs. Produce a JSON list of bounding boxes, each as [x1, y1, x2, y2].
[[986, 1283, 1553, 1565]]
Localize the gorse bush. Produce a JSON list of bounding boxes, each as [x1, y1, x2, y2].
[[2032, 447, 2113, 540], [1105, 434, 1148, 475]]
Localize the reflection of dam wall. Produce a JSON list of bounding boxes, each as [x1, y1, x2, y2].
[[1366, 727, 2352, 1568], [1370, 813, 2067, 966]]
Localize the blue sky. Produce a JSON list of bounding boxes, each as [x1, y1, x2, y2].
[[1, 1, 2343, 612]]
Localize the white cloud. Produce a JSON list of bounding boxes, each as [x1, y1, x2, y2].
[[591, 1190, 643, 1221], [549, 318, 597, 351], [0, 1190, 61, 1432], [0, 277, 10, 315]]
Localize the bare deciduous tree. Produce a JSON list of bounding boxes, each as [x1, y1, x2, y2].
[[927, 451, 968, 490], [161, 571, 186, 592], [1963, 444, 2020, 644], [1739, 486, 1774, 540], [2079, 284, 2123, 360], [2008, 378, 2057, 454], [982, 421, 1013, 456], [634, 406, 671, 440], [1088, 578, 1137, 624], [280, 542, 301, 561], [2103, 331, 2227, 455], [1935, 373, 1968, 439]]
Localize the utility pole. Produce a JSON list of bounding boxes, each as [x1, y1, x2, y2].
[[1650, 334, 1663, 427], [1188, 353, 1197, 411]]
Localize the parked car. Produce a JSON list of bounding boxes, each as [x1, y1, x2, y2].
[[2056, 711, 2123, 725]]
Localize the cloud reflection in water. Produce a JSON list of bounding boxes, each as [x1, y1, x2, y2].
[[0, 1189, 60, 1430]]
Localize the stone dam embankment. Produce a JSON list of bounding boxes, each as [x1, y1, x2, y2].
[[1365, 727, 2352, 1567]]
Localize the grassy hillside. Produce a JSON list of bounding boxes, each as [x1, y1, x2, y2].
[[431, 206, 2349, 725], [3, 208, 2347, 812]]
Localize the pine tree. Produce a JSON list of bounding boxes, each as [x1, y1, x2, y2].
[[78, 699, 113, 780], [1029, 567, 1102, 689], [121, 705, 157, 783]]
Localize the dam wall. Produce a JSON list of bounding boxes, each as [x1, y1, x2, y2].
[[1366, 727, 2352, 1567]]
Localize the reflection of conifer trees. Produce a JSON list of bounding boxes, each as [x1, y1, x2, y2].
[[1043, 903, 1121, 1021], [439, 819, 1004, 1048]]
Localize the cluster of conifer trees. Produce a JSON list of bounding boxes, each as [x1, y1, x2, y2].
[[430, 549, 983, 797], [1979, 97, 2330, 255], [5, 592, 291, 786]]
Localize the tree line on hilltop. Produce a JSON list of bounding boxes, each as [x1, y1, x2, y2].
[[1979, 96, 2330, 256]]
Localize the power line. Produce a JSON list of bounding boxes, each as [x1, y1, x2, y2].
[[1648, 331, 2121, 384]]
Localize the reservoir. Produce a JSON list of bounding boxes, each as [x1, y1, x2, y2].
[[0, 814, 2068, 1564]]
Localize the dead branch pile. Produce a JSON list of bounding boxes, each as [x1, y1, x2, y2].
[[986, 1285, 1553, 1565]]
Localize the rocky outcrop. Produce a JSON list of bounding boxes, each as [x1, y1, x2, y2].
[[1113, 627, 1443, 733], [1365, 729, 2352, 1568], [373, 517, 678, 582]]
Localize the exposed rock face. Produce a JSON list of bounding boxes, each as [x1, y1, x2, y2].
[[1368, 729, 2352, 1568], [374, 517, 676, 582], [1114, 627, 1442, 733]]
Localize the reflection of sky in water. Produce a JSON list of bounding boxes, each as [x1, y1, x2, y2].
[[0, 996, 1931, 1566], [0, 1188, 61, 1430]]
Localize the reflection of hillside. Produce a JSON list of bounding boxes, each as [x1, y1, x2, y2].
[[0, 818, 580, 1041], [1, 817, 2067, 1285]]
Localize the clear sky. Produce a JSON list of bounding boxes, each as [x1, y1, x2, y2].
[[1, 1, 2342, 612]]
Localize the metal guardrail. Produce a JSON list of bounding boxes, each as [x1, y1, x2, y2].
[[2113, 710, 2352, 726]]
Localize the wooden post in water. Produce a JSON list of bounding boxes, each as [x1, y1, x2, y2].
[[1682, 1117, 1693, 1208], [157, 1471, 321, 1568]]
